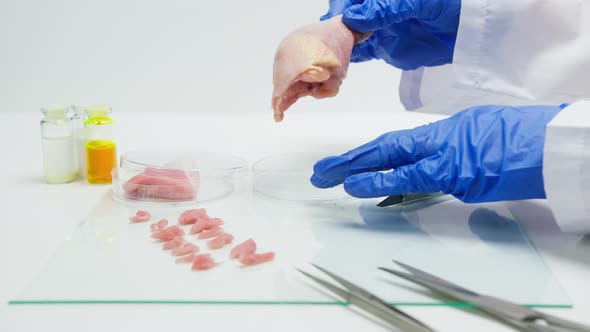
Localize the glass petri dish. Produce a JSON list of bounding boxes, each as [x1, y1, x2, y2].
[[252, 153, 347, 201], [112, 150, 247, 205]]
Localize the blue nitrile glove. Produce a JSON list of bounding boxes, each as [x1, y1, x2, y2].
[[321, 0, 461, 70], [311, 104, 567, 203]]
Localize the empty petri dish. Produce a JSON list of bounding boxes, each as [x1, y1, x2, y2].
[[252, 153, 347, 201], [112, 150, 247, 204]]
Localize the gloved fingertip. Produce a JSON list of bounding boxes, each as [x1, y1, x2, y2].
[[343, 173, 379, 198], [319, 13, 331, 21], [310, 174, 342, 189], [312, 158, 328, 175], [313, 156, 346, 180], [558, 102, 570, 109]]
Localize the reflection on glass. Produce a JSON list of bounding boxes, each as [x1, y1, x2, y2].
[[311, 198, 569, 306], [10, 193, 570, 307]]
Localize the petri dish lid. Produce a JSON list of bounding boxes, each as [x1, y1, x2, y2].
[[252, 153, 347, 202], [120, 150, 247, 172], [112, 150, 247, 205]]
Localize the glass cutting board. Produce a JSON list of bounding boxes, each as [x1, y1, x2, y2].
[[9, 189, 570, 307]]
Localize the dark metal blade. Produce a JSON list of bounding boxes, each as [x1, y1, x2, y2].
[[377, 193, 445, 208], [377, 195, 405, 207]]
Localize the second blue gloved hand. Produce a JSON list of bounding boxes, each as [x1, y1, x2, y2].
[[321, 0, 461, 69], [311, 104, 565, 203]]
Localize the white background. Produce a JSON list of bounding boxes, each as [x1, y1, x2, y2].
[[0, 0, 402, 115]]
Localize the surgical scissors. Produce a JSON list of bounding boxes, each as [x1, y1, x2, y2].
[[379, 260, 590, 332], [297, 264, 436, 332]]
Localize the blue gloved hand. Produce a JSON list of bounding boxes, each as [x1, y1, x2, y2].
[[311, 104, 566, 203], [321, 0, 461, 70]]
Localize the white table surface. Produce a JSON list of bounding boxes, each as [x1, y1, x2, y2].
[[1, 112, 589, 332]]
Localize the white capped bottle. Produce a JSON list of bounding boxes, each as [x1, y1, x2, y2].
[[69, 105, 87, 179], [40, 106, 77, 184]]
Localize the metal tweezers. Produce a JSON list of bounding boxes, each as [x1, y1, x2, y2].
[[379, 261, 590, 332], [299, 262, 590, 331], [298, 264, 436, 332]]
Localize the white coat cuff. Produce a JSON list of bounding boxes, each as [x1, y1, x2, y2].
[[450, 0, 488, 87], [543, 101, 590, 234]]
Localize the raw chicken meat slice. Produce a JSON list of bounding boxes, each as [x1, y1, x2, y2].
[[176, 253, 197, 264], [197, 226, 224, 239], [151, 225, 185, 241], [239, 252, 275, 266], [162, 236, 185, 250], [172, 242, 199, 256], [192, 253, 216, 271], [272, 16, 355, 122], [178, 208, 209, 225], [207, 233, 234, 250], [189, 218, 224, 234], [150, 219, 169, 232], [230, 239, 257, 259], [129, 210, 151, 223], [123, 167, 198, 200]]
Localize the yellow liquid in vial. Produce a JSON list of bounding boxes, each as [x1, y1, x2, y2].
[[86, 140, 117, 184]]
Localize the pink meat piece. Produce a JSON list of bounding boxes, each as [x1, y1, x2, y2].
[[172, 242, 199, 256], [230, 239, 257, 259], [178, 208, 209, 225], [129, 210, 151, 223], [150, 218, 169, 232], [192, 253, 216, 271], [197, 227, 224, 239], [272, 16, 355, 122], [207, 233, 234, 250], [239, 252, 275, 266], [123, 167, 199, 200], [151, 225, 184, 241], [162, 236, 185, 250], [175, 253, 197, 264], [189, 218, 224, 234]]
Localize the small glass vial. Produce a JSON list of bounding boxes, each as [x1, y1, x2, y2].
[[40, 106, 77, 184], [85, 105, 117, 184], [69, 105, 87, 179]]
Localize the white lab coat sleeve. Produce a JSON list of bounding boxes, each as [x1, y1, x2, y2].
[[400, 0, 590, 115], [543, 101, 590, 234], [397, 0, 590, 233]]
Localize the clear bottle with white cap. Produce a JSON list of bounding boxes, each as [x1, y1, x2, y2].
[[40, 106, 77, 184], [69, 105, 87, 179]]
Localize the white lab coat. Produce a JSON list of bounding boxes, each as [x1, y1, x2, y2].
[[399, 0, 590, 234]]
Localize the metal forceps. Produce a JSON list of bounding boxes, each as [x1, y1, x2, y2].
[[297, 264, 435, 332], [379, 261, 590, 332]]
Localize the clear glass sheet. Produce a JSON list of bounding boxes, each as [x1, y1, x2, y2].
[[10, 189, 570, 307]]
